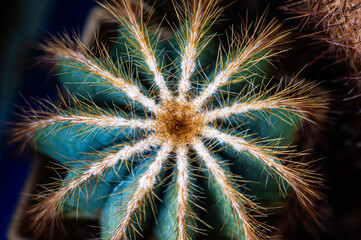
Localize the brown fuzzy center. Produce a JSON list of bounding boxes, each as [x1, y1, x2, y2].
[[157, 100, 203, 142]]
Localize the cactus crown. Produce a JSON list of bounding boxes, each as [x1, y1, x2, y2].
[[14, 0, 325, 239]]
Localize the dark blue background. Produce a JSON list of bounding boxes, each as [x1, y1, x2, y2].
[[0, 1, 96, 239]]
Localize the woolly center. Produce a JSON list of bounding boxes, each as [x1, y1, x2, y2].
[[157, 100, 203, 142]]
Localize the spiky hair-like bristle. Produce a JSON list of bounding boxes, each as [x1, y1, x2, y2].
[[284, 0, 361, 74]]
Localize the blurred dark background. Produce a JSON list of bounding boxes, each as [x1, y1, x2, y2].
[[1, 0, 361, 239], [0, 1, 95, 239]]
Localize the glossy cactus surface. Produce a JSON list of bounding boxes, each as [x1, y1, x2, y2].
[[14, 0, 325, 239]]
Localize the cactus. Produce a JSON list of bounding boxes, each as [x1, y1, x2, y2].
[[14, 0, 326, 239], [283, 0, 361, 74]]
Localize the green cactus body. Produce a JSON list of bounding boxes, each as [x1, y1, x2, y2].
[[17, 0, 324, 239]]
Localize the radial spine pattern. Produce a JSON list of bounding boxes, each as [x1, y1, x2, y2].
[[15, 0, 326, 239]]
